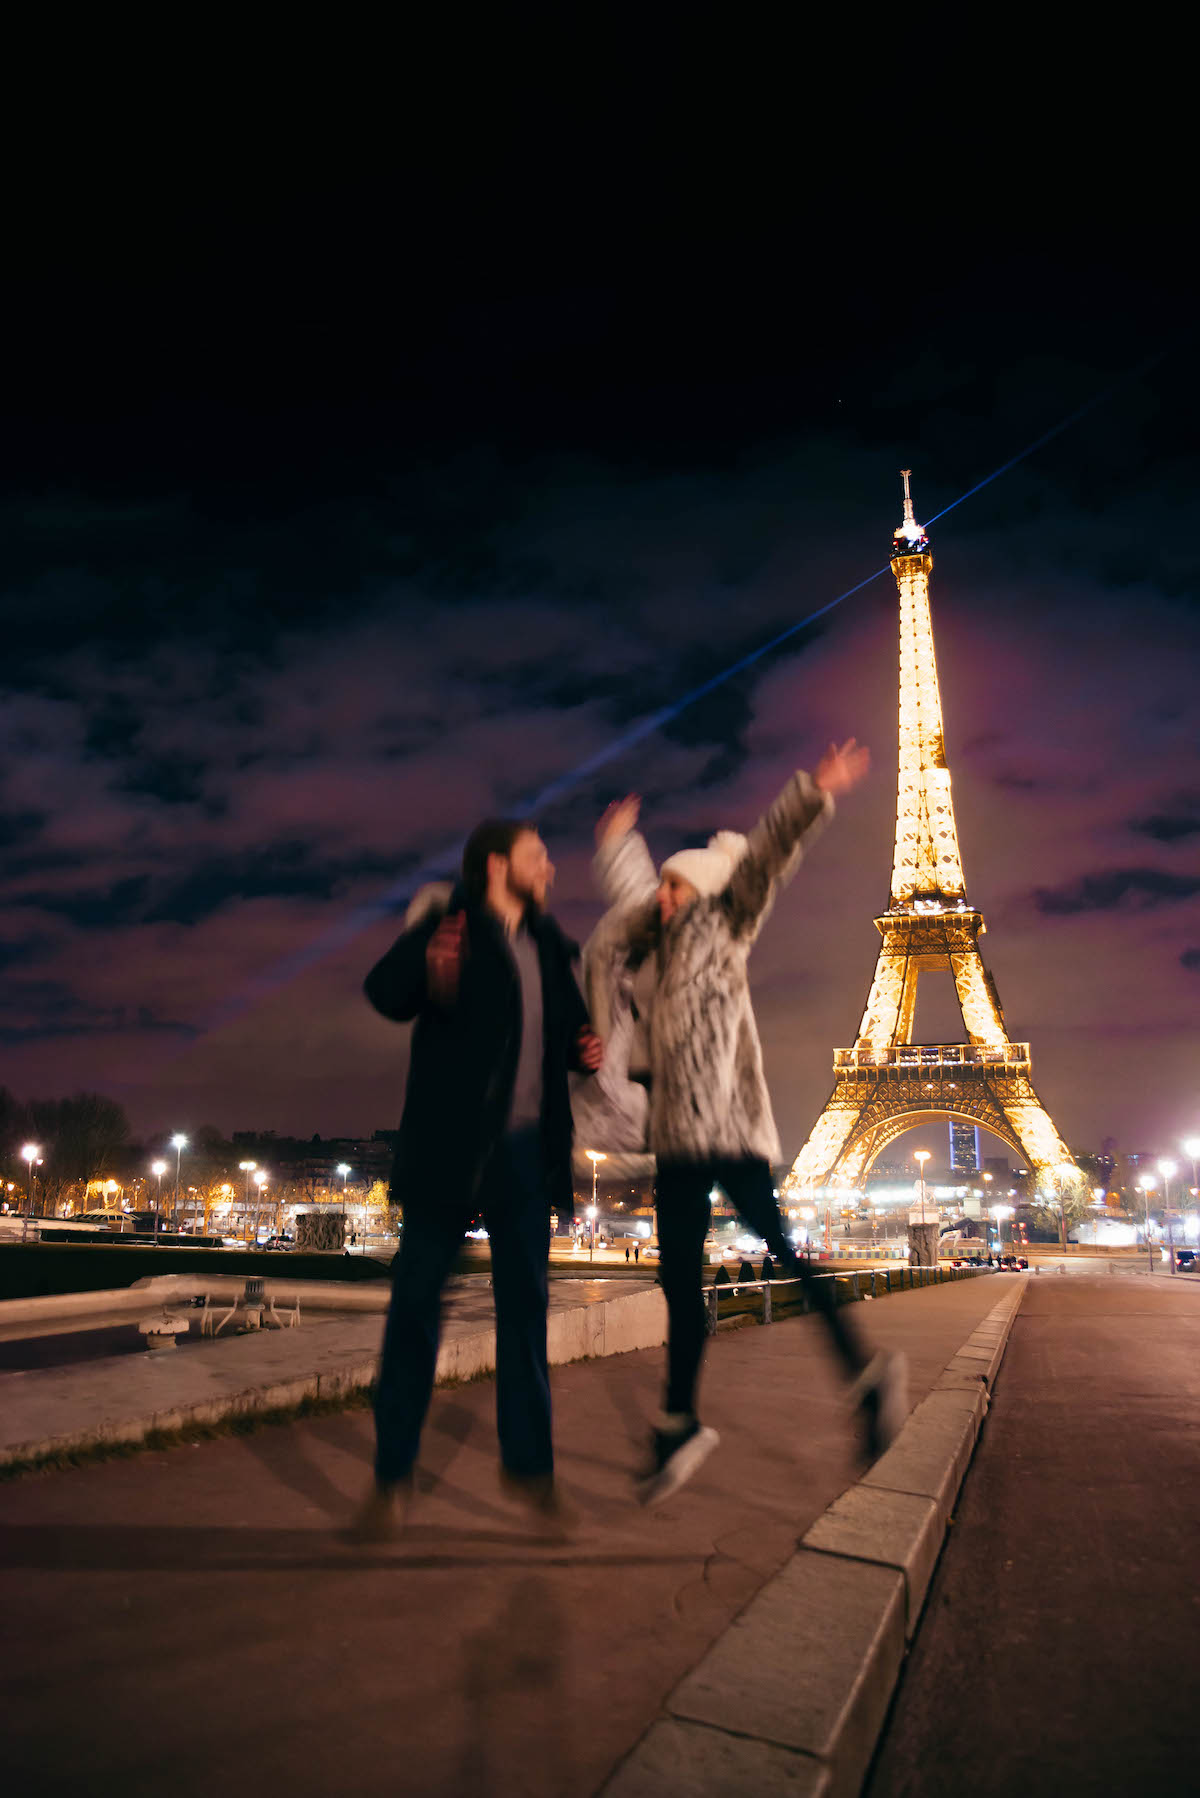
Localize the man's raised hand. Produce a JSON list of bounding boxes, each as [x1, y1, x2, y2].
[[426, 913, 466, 1004], [576, 1028, 605, 1072], [596, 794, 641, 848], [814, 738, 871, 798]]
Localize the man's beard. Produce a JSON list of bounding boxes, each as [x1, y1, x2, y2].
[[506, 871, 545, 914]]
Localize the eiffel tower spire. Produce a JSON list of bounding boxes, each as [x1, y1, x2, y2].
[[889, 474, 966, 910], [783, 478, 1080, 1197]]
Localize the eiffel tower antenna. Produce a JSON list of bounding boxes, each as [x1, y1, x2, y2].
[[784, 478, 1079, 1199]]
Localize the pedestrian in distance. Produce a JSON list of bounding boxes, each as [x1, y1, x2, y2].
[[589, 741, 907, 1506], [350, 818, 604, 1542], [625, 1245, 631, 1262]]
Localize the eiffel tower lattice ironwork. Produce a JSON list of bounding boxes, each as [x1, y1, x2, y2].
[[784, 474, 1078, 1194]]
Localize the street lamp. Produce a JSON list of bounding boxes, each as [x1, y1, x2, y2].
[[150, 1159, 167, 1221], [252, 1169, 268, 1244], [1137, 1177, 1156, 1273], [21, 1143, 41, 1216], [170, 1134, 188, 1229], [1053, 1161, 1077, 1255], [585, 1151, 606, 1261], [337, 1162, 351, 1229], [238, 1161, 257, 1238], [1158, 1158, 1178, 1272], [913, 1150, 932, 1224]]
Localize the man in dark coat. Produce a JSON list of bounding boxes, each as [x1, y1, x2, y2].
[[350, 818, 602, 1540]]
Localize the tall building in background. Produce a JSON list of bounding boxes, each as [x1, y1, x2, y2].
[[949, 1118, 980, 1173], [785, 475, 1079, 1197]]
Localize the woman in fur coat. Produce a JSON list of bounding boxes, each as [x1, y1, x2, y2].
[[591, 740, 906, 1504]]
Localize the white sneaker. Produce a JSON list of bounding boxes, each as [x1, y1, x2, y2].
[[636, 1420, 720, 1507]]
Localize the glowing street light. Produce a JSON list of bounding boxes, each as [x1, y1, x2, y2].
[[238, 1160, 257, 1232], [1158, 1159, 1179, 1272], [148, 1159, 167, 1238], [170, 1134, 188, 1229], [21, 1143, 41, 1216], [337, 1162, 351, 1226], [913, 1150, 932, 1225], [252, 1168, 269, 1244], [990, 1201, 1014, 1253], [585, 1149, 607, 1261], [1137, 1176, 1157, 1273]]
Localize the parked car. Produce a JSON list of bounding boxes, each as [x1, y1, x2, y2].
[[1173, 1248, 1197, 1272], [261, 1233, 295, 1251]]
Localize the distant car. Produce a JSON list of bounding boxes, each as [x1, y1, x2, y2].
[[1174, 1248, 1197, 1272], [261, 1234, 294, 1251]]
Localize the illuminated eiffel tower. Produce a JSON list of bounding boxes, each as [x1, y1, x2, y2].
[[784, 474, 1078, 1195]]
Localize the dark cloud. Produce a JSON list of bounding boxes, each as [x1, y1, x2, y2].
[[1033, 870, 1200, 916], [1130, 799, 1200, 843]]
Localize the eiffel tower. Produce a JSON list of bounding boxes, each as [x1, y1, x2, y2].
[[784, 474, 1078, 1195]]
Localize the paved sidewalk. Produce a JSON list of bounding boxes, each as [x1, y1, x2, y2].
[[867, 1275, 1200, 1798], [0, 1275, 1006, 1798]]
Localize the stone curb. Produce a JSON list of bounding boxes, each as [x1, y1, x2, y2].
[[600, 1276, 1028, 1798]]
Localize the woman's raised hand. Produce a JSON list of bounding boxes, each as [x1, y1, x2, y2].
[[814, 738, 871, 798], [596, 794, 641, 848]]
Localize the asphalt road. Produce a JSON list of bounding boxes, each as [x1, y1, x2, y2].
[[867, 1272, 1200, 1798]]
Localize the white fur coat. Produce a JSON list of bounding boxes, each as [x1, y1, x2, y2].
[[580, 770, 833, 1165]]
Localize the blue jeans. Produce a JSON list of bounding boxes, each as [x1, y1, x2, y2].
[[374, 1128, 554, 1484]]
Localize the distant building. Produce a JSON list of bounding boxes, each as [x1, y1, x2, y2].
[[949, 1119, 980, 1173], [229, 1132, 393, 1190]]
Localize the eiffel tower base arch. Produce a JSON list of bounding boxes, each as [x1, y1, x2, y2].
[[784, 1060, 1075, 1193]]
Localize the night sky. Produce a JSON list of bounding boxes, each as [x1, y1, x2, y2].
[[2, 25, 1196, 1161]]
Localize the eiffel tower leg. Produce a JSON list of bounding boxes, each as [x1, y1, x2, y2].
[[785, 1090, 864, 1191], [995, 1090, 1076, 1185], [856, 940, 918, 1048], [950, 949, 1008, 1049]]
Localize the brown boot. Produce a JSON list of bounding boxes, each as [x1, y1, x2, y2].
[[499, 1469, 578, 1541], [344, 1475, 413, 1545]]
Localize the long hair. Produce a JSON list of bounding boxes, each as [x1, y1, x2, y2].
[[461, 818, 535, 905]]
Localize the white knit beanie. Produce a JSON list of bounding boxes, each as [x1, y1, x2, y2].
[[659, 830, 749, 898]]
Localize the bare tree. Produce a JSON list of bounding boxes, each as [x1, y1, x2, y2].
[[27, 1093, 132, 1213]]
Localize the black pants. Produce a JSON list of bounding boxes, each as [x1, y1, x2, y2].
[[374, 1128, 554, 1484], [655, 1158, 868, 1419]]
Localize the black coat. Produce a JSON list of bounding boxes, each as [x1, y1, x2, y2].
[[364, 886, 591, 1219]]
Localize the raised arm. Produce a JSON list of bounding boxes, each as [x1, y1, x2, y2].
[[593, 794, 659, 915], [724, 738, 870, 935]]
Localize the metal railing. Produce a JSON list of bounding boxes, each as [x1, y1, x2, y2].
[[703, 1261, 990, 1333], [833, 1043, 1031, 1071]]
